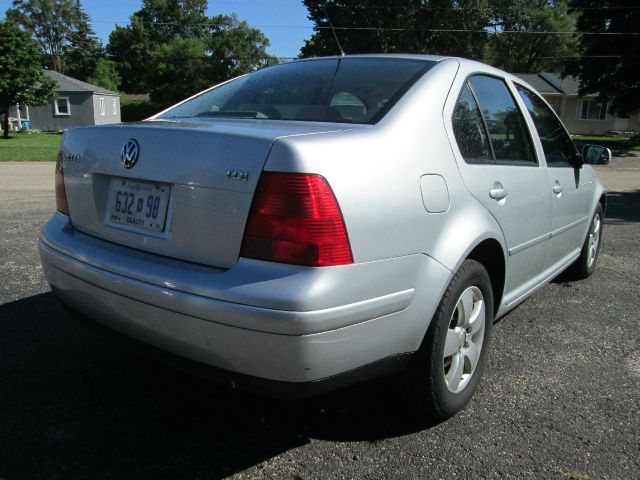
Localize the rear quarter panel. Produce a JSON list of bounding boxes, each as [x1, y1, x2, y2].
[[264, 58, 506, 272]]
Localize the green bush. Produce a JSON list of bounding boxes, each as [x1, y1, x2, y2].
[[120, 100, 166, 122]]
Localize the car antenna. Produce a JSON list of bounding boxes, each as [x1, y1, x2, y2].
[[322, 3, 346, 56]]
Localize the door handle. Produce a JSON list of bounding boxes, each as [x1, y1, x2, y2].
[[553, 182, 563, 195], [489, 182, 508, 201]]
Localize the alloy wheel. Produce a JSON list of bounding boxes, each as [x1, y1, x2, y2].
[[443, 286, 486, 393]]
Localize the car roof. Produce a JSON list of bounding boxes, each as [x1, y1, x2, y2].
[[287, 55, 517, 80], [288, 53, 452, 64]]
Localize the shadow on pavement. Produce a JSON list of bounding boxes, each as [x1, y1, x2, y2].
[[0, 293, 433, 479], [605, 189, 640, 223]]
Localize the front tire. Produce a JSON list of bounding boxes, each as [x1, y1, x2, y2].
[[401, 259, 494, 420]]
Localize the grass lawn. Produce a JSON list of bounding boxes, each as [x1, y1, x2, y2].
[[0, 132, 61, 161], [571, 135, 630, 142], [572, 134, 640, 153]]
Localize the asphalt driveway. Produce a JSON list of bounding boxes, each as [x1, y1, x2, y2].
[[0, 159, 638, 479]]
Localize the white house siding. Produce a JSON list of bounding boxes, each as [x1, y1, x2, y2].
[[547, 96, 639, 135], [516, 73, 639, 135]]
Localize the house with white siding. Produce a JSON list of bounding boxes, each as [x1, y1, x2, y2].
[[514, 72, 639, 135]]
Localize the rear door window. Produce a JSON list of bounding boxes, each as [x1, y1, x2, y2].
[[468, 75, 537, 165], [452, 84, 493, 163], [516, 84, 578, 166]]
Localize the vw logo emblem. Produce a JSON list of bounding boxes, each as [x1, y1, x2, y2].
[[121, 139, 140, 169]]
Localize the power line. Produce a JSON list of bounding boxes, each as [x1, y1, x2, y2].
[[214, 1, 640, 10], [87, 19, 640, 35]]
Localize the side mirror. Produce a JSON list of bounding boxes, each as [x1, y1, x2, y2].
[[582, 144, 612, 165]]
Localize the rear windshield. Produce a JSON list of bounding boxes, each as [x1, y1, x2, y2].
[[158, 58, 434, 124]]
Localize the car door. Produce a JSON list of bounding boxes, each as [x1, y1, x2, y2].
[[514, 84, 595, 271], [449, 74, 553, 302]]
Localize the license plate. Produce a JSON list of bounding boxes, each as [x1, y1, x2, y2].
[[107, 178, 170, 233]]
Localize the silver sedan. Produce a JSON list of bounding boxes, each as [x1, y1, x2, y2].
[[39, 55, 606, 419]]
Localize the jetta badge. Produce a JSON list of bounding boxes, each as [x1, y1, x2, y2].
[[225, 169, 249, 181], [121, 139, 140, 169]]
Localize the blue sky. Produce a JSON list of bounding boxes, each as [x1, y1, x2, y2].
[[0, 0, 314, 58]]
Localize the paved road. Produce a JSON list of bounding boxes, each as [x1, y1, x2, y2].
[[0, 160, 638, 479]]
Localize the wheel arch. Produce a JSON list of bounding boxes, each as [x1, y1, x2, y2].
[[465, 239, 506, 315], [599, 192, 607, 215]]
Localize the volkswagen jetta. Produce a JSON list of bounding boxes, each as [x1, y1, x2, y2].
[[39, 55, 607, 419]]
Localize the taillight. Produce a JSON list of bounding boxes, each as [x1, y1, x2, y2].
[[55, 150, 69, 215], [241, 172, 353, 267]]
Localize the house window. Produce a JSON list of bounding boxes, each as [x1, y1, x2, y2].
[[112, 98, 117, 115], [580, 99, 607, 120], [100, 97, 105, 116], [54, 97, 71, 116]]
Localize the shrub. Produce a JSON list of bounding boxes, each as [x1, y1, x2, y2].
[[120, 100, 167, 122]]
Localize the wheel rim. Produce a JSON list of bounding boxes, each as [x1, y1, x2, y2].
[[443, 286, 486, 394], [586, 212, 601, 269]]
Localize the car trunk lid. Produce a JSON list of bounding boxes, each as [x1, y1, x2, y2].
[[61, 119, 358, 268]]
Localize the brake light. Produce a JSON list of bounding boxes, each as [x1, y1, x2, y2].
[[241, 172, 353, 267], [55, 150, 69, 215]]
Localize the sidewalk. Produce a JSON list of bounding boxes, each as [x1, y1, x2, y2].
[[0, 162, 55, 192]]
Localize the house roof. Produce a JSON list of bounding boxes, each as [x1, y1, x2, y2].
[[514, 73, 564, 94], [513, 72, 591, 97], [538, 73, 583, 96], [45, 70, 119, 96]]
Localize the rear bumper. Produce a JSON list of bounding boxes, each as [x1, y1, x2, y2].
[[39, 213, 452, 386], [57, 299, 412, 399]]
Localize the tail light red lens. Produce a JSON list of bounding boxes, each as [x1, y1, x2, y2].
[[241, 172, 353, 267], [55, 150, 69, 215]]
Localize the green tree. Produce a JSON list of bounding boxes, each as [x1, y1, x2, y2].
[[107, 0, 211, 93], [487, 0, 579, 73], [7, 0, 102, 77], [149, 37, 211, 105], [149, 15, 277, 105], [300, 0, 491, 59], [564, 0, 640, 116], [107, 18, 154, 93], [0, 20, 56, 137], [129, 0, 210, 41], [107, 1, 276, 104], [63, 0, 103, 81], [87, 59, 121, 92], [206, 14, 278, 81]]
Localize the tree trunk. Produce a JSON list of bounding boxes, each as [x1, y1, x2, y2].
[[2, 111, 9, 138]]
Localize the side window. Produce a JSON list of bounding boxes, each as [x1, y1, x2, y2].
[[580, 99, 607, 120], [469, 75, 537, 165], [516, 85, 578, 166], [452, 83, 492, 163], [54, 97, 71, 116]]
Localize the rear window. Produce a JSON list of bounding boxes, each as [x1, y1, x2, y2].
[[158, 58, 434, 124]]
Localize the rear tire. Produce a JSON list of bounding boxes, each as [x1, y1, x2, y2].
[[565, 204, 604, 280], [400, 259, 494, 420]]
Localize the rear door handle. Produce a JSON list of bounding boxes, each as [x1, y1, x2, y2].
[[553, 182, 563, 195], [489, 182, 508, 201]]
